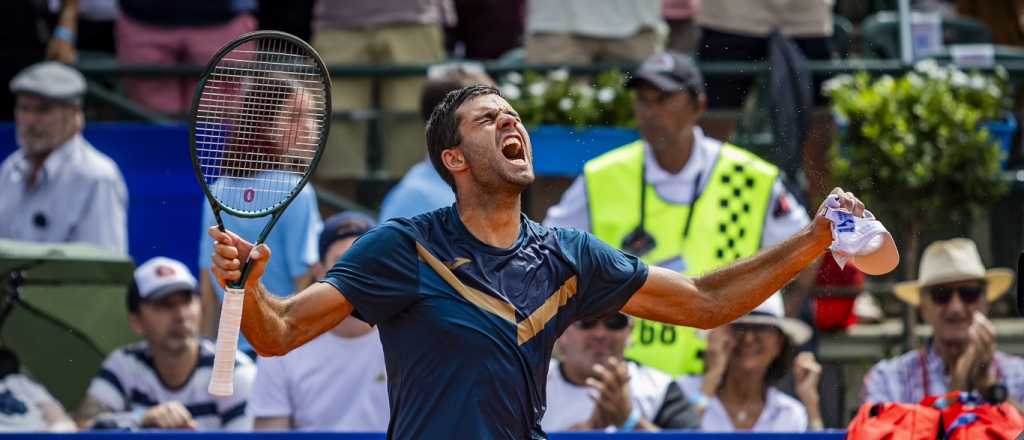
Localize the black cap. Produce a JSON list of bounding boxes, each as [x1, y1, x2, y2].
[[626, 52, 705, 95], [318, 211, 377, 260]]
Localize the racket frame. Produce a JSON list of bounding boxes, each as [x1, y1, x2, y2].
[[188, 30, 332, 290]]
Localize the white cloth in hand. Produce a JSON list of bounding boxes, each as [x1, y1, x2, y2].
[[823, 195, 890, 269]]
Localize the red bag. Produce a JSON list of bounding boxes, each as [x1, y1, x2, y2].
[[846, 401, 941, 440], [921, 392, 1024, 440], [813, 254, 865, 331]]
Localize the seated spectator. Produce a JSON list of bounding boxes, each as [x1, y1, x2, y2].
[[543, 313, 700, 432], [116, 0, 257, 115], [249, 212, 389, 431], [0, 349, 75, 432], [378, 63, 494, 221], [0, 61, 128, 254], [678, 293, 823, 431], [862, 238, 1024, 408], [74, 257, 255, 431], [525, 0, 666, 64]]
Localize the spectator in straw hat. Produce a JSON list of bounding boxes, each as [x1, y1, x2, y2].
[[862, 238, 1023, 409]]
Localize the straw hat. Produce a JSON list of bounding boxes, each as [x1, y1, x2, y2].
[[732, 293, 812, 345], [893, 238, 1014, 306]]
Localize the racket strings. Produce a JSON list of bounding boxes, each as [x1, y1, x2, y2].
[[195, 37, 328, 214]]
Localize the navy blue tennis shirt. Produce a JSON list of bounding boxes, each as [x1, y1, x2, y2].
[[321, 205, 649, 439]]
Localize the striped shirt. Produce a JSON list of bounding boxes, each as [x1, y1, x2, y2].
[[86, 340, 255, 431], [862, 344, 1024, 404]]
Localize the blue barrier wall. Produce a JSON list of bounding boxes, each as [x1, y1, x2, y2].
[[0, 123, 204, 274], [3, 432, 847, 439]]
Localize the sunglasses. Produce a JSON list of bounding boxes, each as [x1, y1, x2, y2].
[[925, 284, 985, 305], [729, 323, 779, 335], [576, 314, 630, 331]]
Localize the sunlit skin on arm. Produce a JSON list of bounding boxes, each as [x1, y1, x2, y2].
[[208, 189, 863, 355], [623, 189, 862, 329], [207, 227, 353, 357]]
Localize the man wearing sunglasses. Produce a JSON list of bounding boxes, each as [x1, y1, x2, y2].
[[543, 313, 700, 432], [862, 238, 1023, 408]]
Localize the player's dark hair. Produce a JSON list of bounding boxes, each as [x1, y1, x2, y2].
[[425, 84, 502, 192], [420, 79, 465, 123]]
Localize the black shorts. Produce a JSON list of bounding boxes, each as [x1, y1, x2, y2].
[[697, 27, 833, 108]]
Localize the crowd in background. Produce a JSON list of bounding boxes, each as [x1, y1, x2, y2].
[[1, 0, 1024, 434]]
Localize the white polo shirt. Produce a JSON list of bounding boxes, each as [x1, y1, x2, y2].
[[543, 127, 809, 249]]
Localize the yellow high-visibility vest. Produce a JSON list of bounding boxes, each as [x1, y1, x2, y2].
[[584, 140, 778, 375]]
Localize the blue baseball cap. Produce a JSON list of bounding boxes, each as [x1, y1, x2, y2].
[[318, 211, 377, 260]]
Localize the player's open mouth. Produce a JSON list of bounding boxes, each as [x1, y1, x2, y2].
[[501, 134, 526, 165]]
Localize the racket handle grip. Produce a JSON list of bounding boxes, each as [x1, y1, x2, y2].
[[209, 287, 245, 396]]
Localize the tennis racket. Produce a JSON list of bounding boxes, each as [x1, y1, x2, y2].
[[189, 31, 331, 396]]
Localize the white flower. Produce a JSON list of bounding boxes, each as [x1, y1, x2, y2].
[[995, 64, 1009, 80], [986, 84, 1001, 98], [914, 59, 940, 76], [558, 97, 573, 112], [821, 74, 853, 94], [505, 72, 523, 85], [906, 72, 924, 88], [501, 83, 522, 100], [950, 70, 970, 88], [528, 81, 548, 97], [548, 68, 569, 82], [968, 75, 987, 91], [597, 87, 616, 103], [573, 84, 595, 100]]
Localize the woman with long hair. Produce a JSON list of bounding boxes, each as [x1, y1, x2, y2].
[[678, 293, 824, 432]]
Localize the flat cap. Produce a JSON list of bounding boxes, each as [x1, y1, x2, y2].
[[10, 61, 86, 105]]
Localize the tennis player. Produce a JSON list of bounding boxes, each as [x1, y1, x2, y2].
[[208, 85, 865, 439]]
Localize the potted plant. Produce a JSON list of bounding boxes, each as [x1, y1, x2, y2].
[[824, 60, 1011, 285], [498, 69, 638, 177]]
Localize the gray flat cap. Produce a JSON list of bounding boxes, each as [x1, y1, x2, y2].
[[10, 61, 86, 105]]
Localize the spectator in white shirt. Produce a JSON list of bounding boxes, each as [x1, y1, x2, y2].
[[678, 293, 823, 432], [543, 313, 700, 432], [0, 61, 127, 254], [249, 211, 389, 431]]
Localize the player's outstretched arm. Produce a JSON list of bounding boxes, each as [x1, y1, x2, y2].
[[622, 188, 862, 329], [208, 226, 354, 356]]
